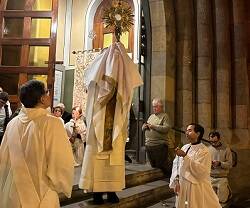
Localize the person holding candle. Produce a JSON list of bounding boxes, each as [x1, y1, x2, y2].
[[169, 123, 221, 208]]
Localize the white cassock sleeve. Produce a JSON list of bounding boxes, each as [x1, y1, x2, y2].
[[45, 119, 74, 198], [169, 155, 180, 188]]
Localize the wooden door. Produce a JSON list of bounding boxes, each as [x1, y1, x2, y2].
[[0, 0, 58, 111]]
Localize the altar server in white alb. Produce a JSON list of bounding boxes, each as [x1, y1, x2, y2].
[[65, 106, 87, 166], [79, 42, 143, 204], [0, 80, 74, 208], [169, 123, 221, 208]]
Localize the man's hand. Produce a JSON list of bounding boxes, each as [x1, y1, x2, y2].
[[175, 147, 186, 157], [142, 123, 149, 130], [74, 126, 81, 134], [69, 137, 75, 143], [147, 123, 154, 129], [174, 181, 180, 195], [212, 160, 221, 168]]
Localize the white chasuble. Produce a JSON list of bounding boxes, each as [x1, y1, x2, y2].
[[79, 43, 143, 192]]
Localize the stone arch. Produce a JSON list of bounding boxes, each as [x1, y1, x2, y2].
[[84, 0, 140, 62]]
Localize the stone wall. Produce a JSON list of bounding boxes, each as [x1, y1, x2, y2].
[[149, 0, 250, 196], [149, 0, 175, 126]]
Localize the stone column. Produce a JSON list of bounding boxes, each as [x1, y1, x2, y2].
[[149, 0, 176, 123], [175, 0, 194, 142], [196, 0, 213, 134], [213, 0, 231, 140], [231, 0, 249, 147], [150, 0, 167, 103]]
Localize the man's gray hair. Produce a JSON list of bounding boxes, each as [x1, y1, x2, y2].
[[152, 98, 163, 106]]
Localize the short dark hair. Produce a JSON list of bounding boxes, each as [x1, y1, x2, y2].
[[188, 123, 204, 141], [19, 80, 46, 108], [209, 131, 220, 139], [53, 106, 63, 113], [0, 91, 9, 102]]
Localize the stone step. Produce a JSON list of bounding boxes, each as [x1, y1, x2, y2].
[[147, 195, 234, 208], [60, 163, 165, 206], [125, 164, 165, 188], [61, 179, 175, 208], [147, 196, 176, 208]]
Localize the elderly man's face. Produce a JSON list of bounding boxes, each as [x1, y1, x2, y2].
[[152, 101, 163, 114]]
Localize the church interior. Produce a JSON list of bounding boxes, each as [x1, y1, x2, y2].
[[1, 0, 250, 207]]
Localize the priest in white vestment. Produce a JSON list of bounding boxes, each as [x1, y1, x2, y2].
[[0, 80, 74, 208], [79, 42, 143, 204], [170, 123, 221, 208]]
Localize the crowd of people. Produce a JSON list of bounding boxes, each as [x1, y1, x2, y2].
[[143, 99, 233, 208], [0, 80, 233, 208], [0, 42, 145, 207]]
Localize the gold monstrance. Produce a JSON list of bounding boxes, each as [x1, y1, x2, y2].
[[103, 0, 134, 42]]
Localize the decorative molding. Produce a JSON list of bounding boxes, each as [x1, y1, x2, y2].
[[72, 51, 100, 111], [63, 0, 73, 67]]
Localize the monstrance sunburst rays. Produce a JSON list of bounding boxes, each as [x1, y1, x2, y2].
[[103, 0, 134, 42]]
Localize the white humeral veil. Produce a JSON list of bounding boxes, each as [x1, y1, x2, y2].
[[79, 43, 143, 192]]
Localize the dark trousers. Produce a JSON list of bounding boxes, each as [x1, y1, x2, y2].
[[0, 134, 3, 145], [146, 144, 171, 176]]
